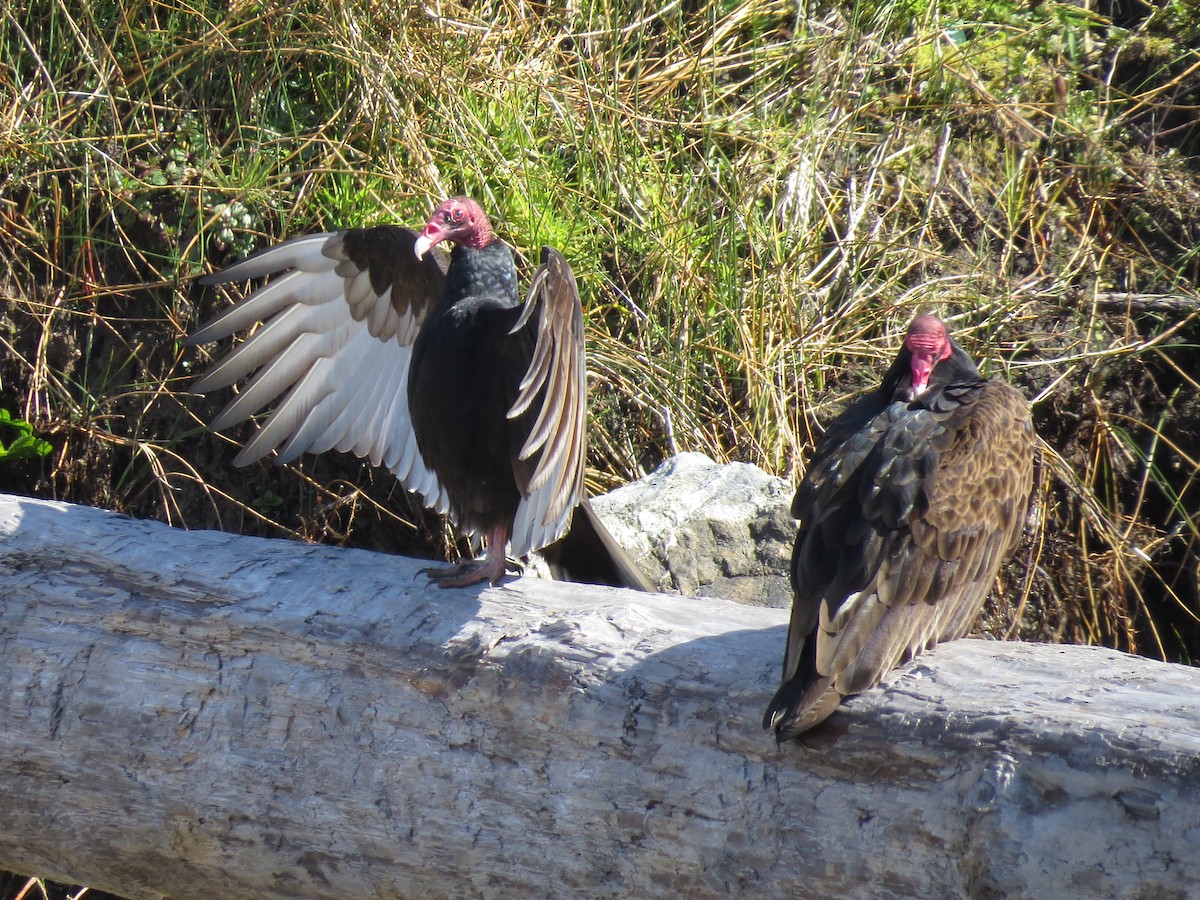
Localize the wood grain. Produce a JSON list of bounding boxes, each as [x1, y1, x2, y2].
[[1, 493, 1197, 899]]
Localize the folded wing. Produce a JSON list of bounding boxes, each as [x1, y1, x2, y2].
[[766, 377, 1034, 738], [506, 247, 587, 557]]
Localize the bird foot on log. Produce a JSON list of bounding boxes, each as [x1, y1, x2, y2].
[[418, 523, 519, 589], [418, 556, 523, 589]]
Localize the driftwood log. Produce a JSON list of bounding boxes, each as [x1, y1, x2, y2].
[[1, 492, 1198, 900]]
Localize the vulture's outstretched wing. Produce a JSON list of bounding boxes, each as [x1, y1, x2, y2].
[[190, 227, 452, 515]]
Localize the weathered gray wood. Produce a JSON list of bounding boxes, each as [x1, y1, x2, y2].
[[0, 492, 1197, 900]]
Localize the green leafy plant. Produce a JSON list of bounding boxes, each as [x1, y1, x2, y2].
[[0, 409, 53, 463]]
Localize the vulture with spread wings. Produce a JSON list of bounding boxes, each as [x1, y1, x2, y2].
[[764, 315, 1034, 740], [190, 197, 652, 591]]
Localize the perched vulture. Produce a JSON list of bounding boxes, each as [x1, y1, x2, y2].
[[189, 196, 653, 591], [764, 315, 1034, 740]]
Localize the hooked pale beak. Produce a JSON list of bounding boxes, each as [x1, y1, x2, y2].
[[910, 355, 934, 396]]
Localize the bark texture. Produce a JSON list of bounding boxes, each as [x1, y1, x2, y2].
[[1, 493, 1197, 900]]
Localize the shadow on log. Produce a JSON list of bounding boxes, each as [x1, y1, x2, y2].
[[1, 493, 1198, 899]]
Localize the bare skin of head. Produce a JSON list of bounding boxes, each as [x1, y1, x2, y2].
[[906, 314, 953, 395], [413, 197, 493, 258]]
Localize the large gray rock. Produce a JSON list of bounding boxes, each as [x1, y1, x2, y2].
[[591, 452, 796, 607]]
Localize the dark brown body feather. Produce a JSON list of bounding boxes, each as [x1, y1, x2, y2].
[[764, 324, 1034, 740]]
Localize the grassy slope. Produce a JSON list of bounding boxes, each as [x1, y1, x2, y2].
[[2, 0, 1200, 895], [3, 0, 1200, 672]]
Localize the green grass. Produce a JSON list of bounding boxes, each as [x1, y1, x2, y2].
[[3, 0, 1200, 673], [3, 1, 1200, 893]]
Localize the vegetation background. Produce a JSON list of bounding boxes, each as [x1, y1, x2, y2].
[[2, 0, 1198, 896]]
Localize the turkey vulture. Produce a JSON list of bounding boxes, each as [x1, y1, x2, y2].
[[763, 315, 1034, 740], [189, 197, 653, 591]]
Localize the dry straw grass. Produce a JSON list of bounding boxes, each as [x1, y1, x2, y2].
[[2, 0, 1199, 672]]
